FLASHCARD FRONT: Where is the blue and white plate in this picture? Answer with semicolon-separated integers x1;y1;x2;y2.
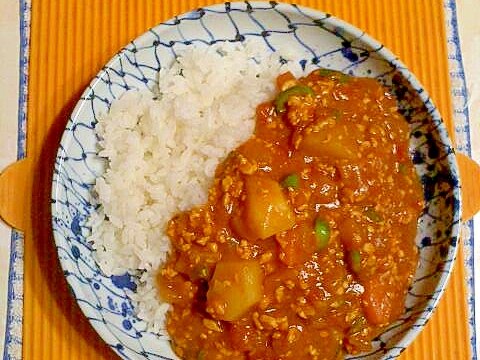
51;2;461;359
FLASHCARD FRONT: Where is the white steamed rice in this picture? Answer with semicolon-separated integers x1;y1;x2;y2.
89;41;304;333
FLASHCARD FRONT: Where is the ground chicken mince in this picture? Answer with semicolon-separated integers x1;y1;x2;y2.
158;69;423;360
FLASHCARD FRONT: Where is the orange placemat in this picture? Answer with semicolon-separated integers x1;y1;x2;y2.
18;0;470;359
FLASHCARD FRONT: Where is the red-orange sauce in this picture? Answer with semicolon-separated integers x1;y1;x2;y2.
158;69;423;360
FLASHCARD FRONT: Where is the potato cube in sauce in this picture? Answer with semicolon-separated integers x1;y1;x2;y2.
244;175;295;240
207;258;263;321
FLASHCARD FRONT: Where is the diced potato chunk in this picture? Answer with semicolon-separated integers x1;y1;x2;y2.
244;175;295;239
207;259;263;321
300;125;357;160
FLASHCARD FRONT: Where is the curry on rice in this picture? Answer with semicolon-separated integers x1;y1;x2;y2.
157;69;424;359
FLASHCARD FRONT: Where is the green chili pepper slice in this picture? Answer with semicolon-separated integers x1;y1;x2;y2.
281;173;300;189
275;85;315;113
349;250;361;273
314;218;330;250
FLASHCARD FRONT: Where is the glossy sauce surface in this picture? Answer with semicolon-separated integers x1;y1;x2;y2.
158;70;423;360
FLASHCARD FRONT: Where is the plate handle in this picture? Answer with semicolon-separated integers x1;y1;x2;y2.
0;159;31;231
457;153;480;221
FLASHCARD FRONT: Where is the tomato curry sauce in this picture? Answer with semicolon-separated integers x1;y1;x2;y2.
157;69;424;360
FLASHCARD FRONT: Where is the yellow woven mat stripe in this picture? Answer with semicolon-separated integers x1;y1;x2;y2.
24;1;469;359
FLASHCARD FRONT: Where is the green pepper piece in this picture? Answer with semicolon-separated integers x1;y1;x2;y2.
364;207;383;223
314;218;330;250
281;173;300;189
349;250;361;273
192;264;210;280
197;350;206;360
317;68;350;84
318;68;337;77
338;73;351;84
349;315;367;334
332;109;343;121
275;85;315;113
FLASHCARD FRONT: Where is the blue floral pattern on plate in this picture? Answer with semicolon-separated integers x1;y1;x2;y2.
51;2;461;359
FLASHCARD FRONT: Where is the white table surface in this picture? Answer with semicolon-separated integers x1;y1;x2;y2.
457;1;480;358
0;1;21;357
